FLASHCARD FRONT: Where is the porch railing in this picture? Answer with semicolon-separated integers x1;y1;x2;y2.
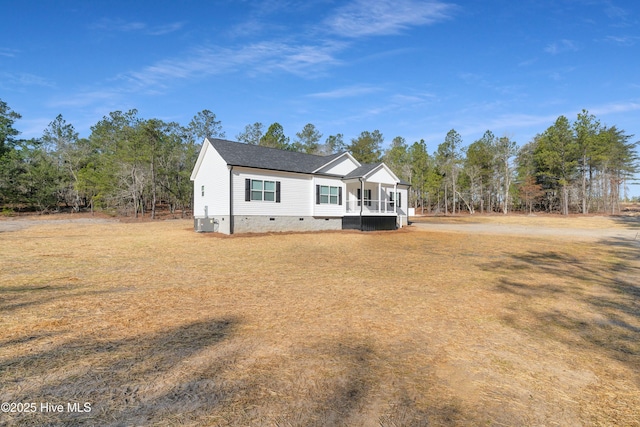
346;199;397;214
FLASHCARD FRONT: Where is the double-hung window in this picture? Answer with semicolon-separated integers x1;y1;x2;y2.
245;179;281;202
320;186;339;204
251;180;275;201
316;185;342;205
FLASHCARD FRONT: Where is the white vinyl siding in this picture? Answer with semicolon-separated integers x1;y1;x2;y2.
315;154;359;175
192;142;230;218
313;177;344;217
396;186;409;216
233;168;312;216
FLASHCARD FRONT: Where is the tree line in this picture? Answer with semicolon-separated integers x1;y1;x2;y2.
1;98;638;217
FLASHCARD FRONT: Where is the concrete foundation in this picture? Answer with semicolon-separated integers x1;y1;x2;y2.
194;215;406;234
232;216;341;234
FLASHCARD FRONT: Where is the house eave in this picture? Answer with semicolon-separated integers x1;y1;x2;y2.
190;138;211;181
229;164;344;179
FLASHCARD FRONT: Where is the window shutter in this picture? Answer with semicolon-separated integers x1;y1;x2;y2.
245;179;251;201
357;188;361;207
398;192;402;208
338;187;342;205
316;185;320;204
276;181;281;203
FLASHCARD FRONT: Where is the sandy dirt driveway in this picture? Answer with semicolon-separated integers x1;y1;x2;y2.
411;217;640;242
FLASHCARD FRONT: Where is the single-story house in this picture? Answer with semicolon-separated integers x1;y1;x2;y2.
190;138;410;234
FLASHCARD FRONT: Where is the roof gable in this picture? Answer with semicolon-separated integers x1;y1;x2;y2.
344;163;402;184
366;163;400;184
190;138;210;181
313;152;360;175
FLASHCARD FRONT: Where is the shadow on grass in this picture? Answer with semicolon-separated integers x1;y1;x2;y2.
610;215;640;230
0;325;471;427
0;284;115;314
271;339;466;427
0;318;239;426
0;318;485;427
311;342;376;425
482;235;640;377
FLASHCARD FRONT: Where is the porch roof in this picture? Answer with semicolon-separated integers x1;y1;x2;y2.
343;163;380;179
343;163;411;186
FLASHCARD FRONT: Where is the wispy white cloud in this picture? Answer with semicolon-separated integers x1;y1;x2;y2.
604;35;640;46
0;47;19;57
89;18;145;32
272;42;343;75
89;18;185;35
446;112;560;144
590;101;640;116
518;57;538;67
72;1;455;108
452;101;640;144
458;72;523;96
0;72;55;90
391;93;434;104
546;66;576;82
325;0;455;38
226;0;305;38
486;113;560;131
147;22;186;36
48;90;123;108
544;39;578;54
604;3;629;20
308;85;380;99
227;18;268;39
119;40;343;90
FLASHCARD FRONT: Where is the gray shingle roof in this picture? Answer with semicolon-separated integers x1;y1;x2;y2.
209;138;343;174
343;163;411;186
343;163;380;179
208;138;410;186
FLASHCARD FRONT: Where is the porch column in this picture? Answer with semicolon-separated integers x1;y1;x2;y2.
359;179;364;216
394;183;397;214
378;183;382;213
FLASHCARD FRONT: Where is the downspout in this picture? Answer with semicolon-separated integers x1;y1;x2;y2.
229;165;234;235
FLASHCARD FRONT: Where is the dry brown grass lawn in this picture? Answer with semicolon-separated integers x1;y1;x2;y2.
1;216;639;426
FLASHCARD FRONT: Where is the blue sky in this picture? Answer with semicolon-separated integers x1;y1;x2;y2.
2;0;639;194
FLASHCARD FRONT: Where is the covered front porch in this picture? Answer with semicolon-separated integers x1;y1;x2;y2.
340;163;407;231
344;180;400;216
